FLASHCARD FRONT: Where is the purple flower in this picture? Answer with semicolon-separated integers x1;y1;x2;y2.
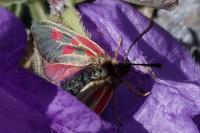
79;0;200;132
0;7;26;71
0;0;200;133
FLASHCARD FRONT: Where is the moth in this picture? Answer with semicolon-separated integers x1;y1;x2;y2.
31;20;161;117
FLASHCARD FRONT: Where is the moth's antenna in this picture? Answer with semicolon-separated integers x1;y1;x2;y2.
128;63;162;68
124;19;154;60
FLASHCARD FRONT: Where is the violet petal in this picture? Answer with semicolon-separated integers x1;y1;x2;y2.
79;0;200;132
0;7;26;71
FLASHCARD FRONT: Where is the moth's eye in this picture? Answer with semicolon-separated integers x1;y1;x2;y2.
99;68;103;73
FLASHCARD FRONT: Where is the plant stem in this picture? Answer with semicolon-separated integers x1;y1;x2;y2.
28;0;47;20
61;0;89;37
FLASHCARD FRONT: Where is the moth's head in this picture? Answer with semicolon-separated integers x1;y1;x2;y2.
98;59;132;80
116;60;132;77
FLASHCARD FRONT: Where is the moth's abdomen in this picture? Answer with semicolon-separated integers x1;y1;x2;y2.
60;66;108;95
60;69;92;95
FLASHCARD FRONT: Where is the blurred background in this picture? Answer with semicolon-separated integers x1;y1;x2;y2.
0;0;200;69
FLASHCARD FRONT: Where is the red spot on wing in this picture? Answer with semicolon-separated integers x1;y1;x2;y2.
77;35;104;55
62;45;76;55
51;29;63;41
71;38;79;45
85;49;95;58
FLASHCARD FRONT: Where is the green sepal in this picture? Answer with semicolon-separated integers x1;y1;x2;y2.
61;8;89;37
27;0;48;20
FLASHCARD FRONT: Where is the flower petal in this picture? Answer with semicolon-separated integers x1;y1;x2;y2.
0;7;26;71
79;0;200;132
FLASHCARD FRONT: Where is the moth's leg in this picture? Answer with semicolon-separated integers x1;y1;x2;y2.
122;79;150;96
122;0;178;10
77;77;110;102
114;36;123;62
112;89;122;127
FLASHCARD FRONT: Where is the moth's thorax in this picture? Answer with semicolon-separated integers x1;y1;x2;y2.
92;57;132;84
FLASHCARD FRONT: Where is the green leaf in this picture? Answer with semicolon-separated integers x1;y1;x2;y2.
4;3;22;17
61;8;89;37
0;0;28;5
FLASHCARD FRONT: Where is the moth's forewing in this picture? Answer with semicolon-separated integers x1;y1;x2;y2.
31;21;104;82
32;46;45;78
31;21;104;65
